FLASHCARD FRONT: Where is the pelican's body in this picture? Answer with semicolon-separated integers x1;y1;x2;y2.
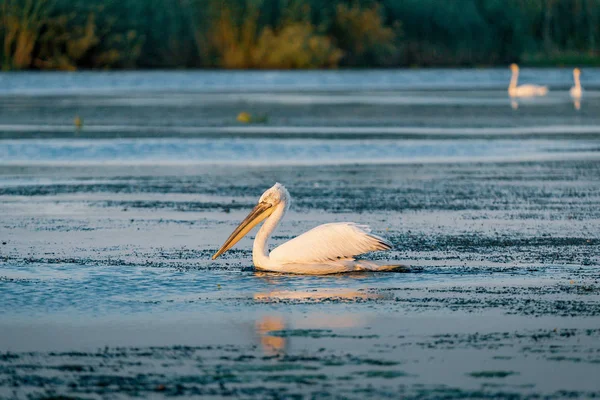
508;64;548;98
212;183;397;274
570;68;583;99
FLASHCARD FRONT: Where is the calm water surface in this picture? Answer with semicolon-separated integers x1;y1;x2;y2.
2;68;600;94
1;70;599;398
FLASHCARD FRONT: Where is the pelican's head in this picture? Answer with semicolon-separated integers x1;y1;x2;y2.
574;68;581;76
510;63;519;72
212;183;289;260
258;182;290;207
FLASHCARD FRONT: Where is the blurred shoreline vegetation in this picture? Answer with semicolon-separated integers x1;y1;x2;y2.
1;0;142;70
1;0;599;70
206;1;344;68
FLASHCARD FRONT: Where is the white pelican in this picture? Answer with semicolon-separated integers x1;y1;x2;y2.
212;183;397;274
508;64;548;97
570;68;583;99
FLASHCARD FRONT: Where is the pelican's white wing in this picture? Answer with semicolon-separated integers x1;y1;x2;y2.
269;222;391;264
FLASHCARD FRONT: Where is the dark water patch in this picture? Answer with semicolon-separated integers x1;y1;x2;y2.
96;200;253;212
355;370;409;378
394;234;600;250
547;146;600;153
268;329;379;339
392;234;600;249
394;296;600;317
427;284;600;296
414;328;600;353
468;370;518;378
53;364;93;372
546;356;583;363
0;183;141;196
230;363;319;373
0;276;34;283
351;358;401;366
262;373;328;384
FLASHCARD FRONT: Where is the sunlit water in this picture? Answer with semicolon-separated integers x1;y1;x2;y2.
1;137;598;165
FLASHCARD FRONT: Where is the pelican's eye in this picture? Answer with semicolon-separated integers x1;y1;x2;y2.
265;194;280;205
259;183;287;205
259;191;278;205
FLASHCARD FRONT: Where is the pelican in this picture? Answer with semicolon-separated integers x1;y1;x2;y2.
212;183;398;274
570;68;583;99
508;64;548;97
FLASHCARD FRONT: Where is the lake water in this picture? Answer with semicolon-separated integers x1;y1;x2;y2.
3;68;600;94
1;69;599;399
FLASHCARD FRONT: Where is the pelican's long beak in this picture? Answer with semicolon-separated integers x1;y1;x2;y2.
212;201;274;260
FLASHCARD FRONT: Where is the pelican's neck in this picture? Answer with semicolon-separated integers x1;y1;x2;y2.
509;68;519;89
253;200;287;267
574;72;581;89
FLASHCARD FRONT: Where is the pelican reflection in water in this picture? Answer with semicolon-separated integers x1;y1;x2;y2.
254;310;365;355
212;183;401;274
255;316;287;355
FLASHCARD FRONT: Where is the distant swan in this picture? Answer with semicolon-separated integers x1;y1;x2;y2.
570;68;583;99
508;64;548;98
